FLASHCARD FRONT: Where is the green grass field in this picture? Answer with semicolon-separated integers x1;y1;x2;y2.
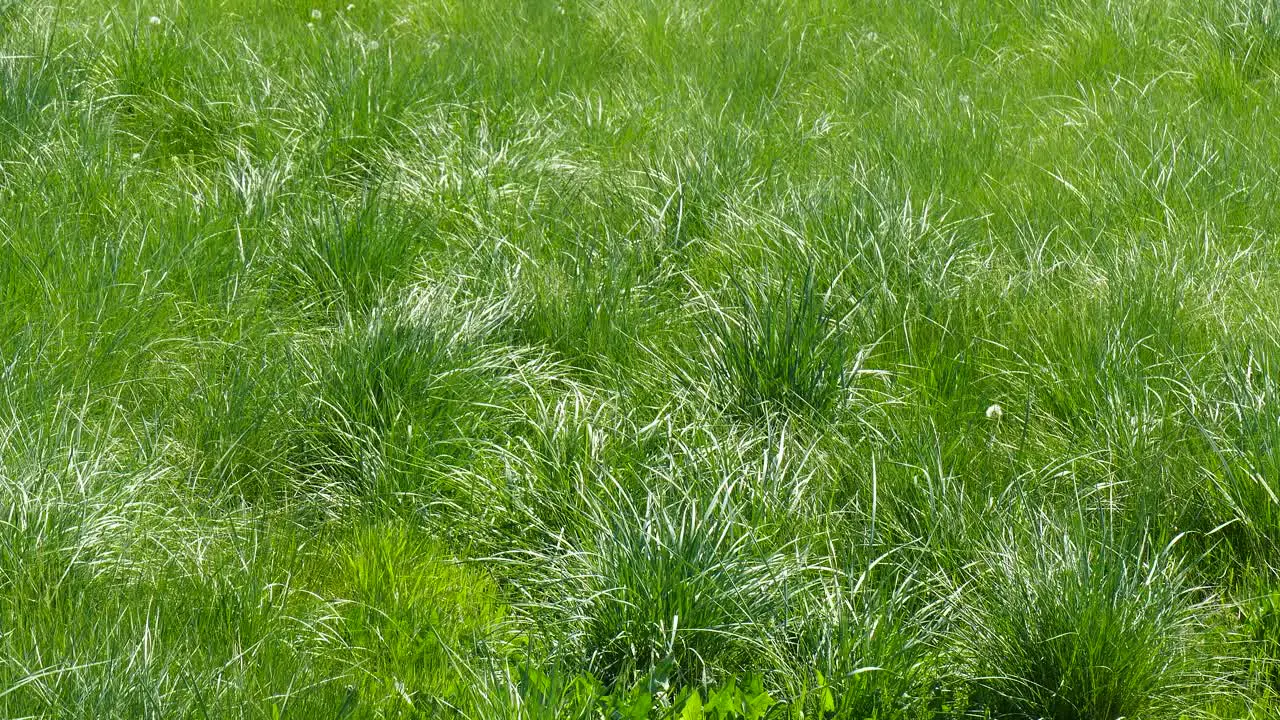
4;0;1280;717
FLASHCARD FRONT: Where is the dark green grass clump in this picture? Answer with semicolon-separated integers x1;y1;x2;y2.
706;270;852;420
955;520;1233;720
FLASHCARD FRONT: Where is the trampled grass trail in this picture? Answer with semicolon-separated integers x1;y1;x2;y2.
3;0;1280;717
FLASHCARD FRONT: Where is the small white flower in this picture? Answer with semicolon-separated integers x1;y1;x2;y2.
311;8;322;20
986;403;1004;420
306;22;314;28
149;15;162;25
367;40;379;50
959;93;971;104
130;152;142;161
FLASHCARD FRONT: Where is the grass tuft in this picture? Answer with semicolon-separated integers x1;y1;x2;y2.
954;518;1234;720
705;269;852;421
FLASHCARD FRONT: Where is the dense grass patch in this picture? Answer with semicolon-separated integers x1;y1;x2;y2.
4;0;1280;717
953;518;1233;719
704;269;853;420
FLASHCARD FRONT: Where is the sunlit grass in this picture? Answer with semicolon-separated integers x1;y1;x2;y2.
3;0;1280;716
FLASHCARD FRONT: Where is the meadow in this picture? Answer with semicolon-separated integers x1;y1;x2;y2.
3;0;1280;717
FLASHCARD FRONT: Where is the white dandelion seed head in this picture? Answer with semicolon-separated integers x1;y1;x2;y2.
130;152;142;161
986;403;1004;420
311;8;322;20
149;15;162;25
367;40;380;50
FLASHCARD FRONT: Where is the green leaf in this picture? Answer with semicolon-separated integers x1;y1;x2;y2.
682;690;705;720
745;689;775;720
705;679;743;717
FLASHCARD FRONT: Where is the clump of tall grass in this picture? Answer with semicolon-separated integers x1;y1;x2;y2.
289;288;521;503
505;483;800;689
176;335;299;500
279;187;429;316
787;550;945;719
511;247;647;372
953;518;1234;720
1201;344;1280;562
704;269;852;420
